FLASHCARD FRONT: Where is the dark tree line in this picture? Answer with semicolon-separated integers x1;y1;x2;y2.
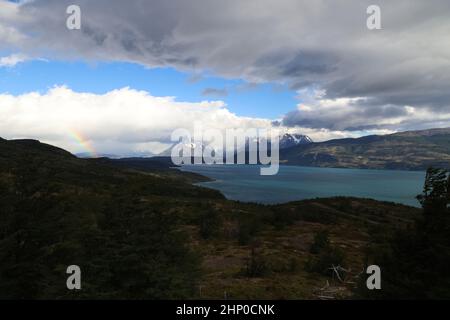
358;167;450;299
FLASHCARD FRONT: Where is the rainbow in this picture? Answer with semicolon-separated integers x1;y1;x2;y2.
69;129;98;158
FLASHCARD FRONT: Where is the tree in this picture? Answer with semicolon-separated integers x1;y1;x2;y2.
198;210;222;239
417;167;449;217
309;230;330;254
357;167;450;299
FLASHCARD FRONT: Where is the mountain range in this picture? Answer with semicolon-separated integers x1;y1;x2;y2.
157;128;450;170
280;128;450;170
158;133;313;157
279;133;313;149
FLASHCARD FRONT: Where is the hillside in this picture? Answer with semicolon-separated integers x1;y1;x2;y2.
0;137;423;299
280;128;450;170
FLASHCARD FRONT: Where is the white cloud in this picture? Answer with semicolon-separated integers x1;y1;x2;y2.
0;86;272;155
0;53;27;67
0;86;382;156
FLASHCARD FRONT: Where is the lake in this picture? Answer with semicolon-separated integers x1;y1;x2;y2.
180;165;426;207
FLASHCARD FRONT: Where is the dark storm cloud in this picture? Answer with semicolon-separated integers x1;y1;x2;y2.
254;50;338;77
280;51;339;78
283;99;419;131
3;0;450;132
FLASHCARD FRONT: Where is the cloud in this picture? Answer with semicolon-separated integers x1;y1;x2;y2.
0;0;28;46
0;86;376;156
0;53;27;67
2;0;450;134
0;86;272;155
201;87;228;97
186;73;203;84
282;89;450;132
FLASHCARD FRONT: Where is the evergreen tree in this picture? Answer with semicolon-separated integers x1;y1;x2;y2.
357;167;450;299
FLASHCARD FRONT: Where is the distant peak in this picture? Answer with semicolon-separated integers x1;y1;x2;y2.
279;133;313;149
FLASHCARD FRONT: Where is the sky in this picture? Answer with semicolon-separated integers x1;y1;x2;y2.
1;0;450;156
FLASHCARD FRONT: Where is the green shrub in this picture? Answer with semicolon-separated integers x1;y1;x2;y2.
310;230;331;254
306;231;346;277
237;216;262;245
305;246;346;276
198;210;222;239
242;248;269;277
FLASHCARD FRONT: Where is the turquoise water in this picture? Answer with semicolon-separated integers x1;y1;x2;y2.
180;165;426;207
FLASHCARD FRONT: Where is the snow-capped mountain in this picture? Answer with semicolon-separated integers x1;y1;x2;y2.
243;133;312;151
279;133;313;149
159;133;313;157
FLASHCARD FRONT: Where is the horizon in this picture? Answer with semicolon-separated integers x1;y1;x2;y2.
3;125;450;159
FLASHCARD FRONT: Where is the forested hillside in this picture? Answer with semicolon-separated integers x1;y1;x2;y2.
0;138;448;299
